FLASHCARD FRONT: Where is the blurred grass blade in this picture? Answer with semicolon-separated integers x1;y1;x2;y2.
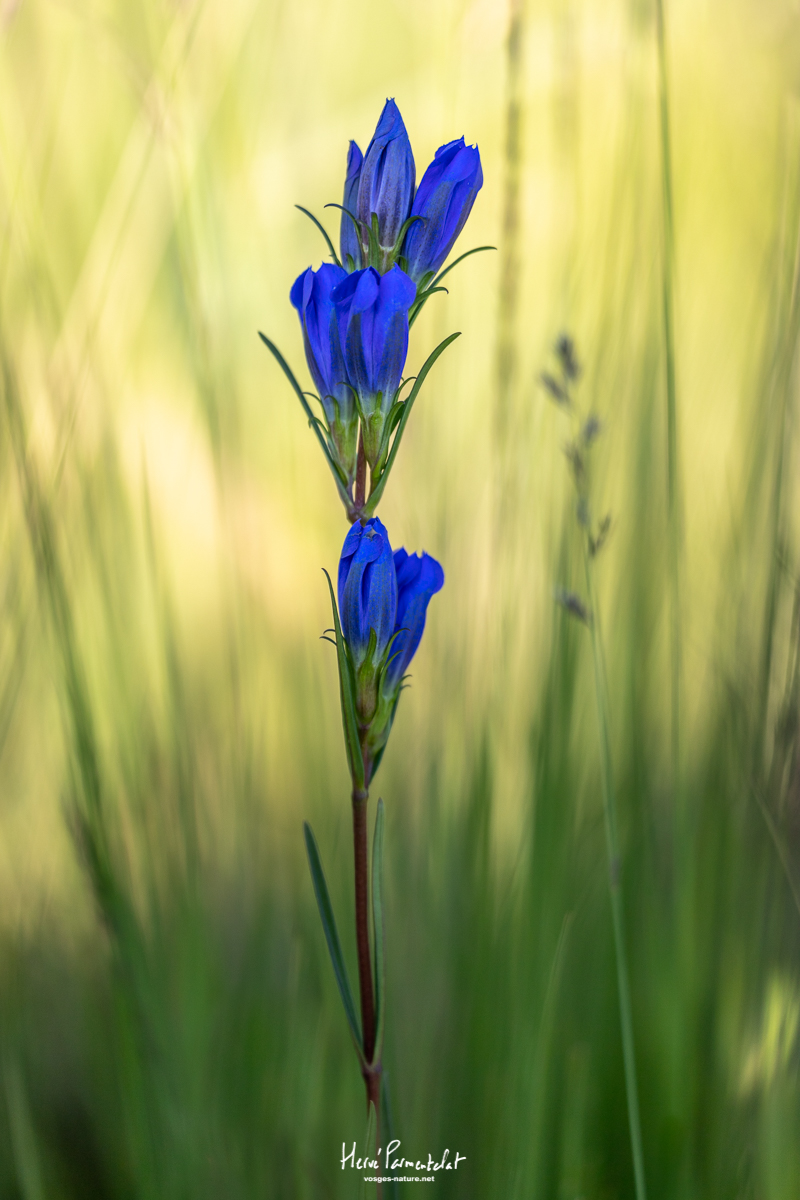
363;332;461;516
258;333;353;509
371;798;385;1067
295;205;342;267
4;1059;45;1200
303;821;364;1065
358;1101;377;1200
323;568;365;790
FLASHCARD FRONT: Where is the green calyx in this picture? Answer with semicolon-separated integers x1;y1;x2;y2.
352;629;404;774
327;400;359;486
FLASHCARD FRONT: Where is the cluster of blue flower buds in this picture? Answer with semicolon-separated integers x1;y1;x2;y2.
338;517;444;776
266;98;483;784
291;99;483;502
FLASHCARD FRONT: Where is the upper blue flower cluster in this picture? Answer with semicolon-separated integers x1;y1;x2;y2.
291;99;483;485
339;99;482;282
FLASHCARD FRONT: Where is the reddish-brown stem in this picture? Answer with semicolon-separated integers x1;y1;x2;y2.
352;774;382;1171
352;786;376;1065
354;431;367;514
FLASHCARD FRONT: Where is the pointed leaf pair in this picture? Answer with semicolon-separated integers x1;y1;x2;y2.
303;821;365;1068
409;245;495;327
295;205;342;268
258;334;354;513
362;332;461;518
322;569;365;791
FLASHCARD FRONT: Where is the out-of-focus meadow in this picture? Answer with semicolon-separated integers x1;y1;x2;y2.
1;0;800;1195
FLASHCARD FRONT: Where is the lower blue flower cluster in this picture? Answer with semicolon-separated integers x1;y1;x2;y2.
337;518;443;773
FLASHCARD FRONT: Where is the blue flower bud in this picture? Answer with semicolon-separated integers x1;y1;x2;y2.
290;263;358;483
402;138;483;286
385;549;445;691
357;99;415;266
341;140;363;271
334;524;444;777
338;518;398;671
332;265;416;467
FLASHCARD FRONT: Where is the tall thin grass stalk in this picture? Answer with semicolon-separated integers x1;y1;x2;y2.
654;0;681;808
495;0;524;454
582;543;648;1200
547;337;649;1200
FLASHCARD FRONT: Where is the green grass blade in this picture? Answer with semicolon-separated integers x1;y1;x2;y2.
322;569;365;790
362;332;461;517
295;205;342;267
303;821;364;1065
371;798;385;1068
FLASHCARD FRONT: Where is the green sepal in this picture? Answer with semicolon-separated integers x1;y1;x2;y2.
294;205;342;268
384;214;424;271
369;213;381;270
365;692;400;780
362;332;461;517
371;395;405;481
356;628;380;724
370;798;386;1069
322;569;365;790
303;821;365;1068
258;334;354;512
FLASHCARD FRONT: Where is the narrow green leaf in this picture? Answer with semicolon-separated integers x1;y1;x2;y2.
408;286;449;329
324;201;362;238
322;569;365;790
295;205;342;268
258;333;353;511
431;244;496;287
362;332;461;517
371;798;386;1068
303;822;365;1066
381;1073;400;1200
359;1102;378;1200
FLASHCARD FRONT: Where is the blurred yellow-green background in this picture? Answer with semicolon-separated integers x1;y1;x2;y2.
2;0;800;1195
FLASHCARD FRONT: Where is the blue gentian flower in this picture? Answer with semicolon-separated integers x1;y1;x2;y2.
338;517;397;671
290;262;358;483
402;137;483;286
341;140;363;271
335;521;444;774
357;99;415;268
385;549;445;690
332;264;417;467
